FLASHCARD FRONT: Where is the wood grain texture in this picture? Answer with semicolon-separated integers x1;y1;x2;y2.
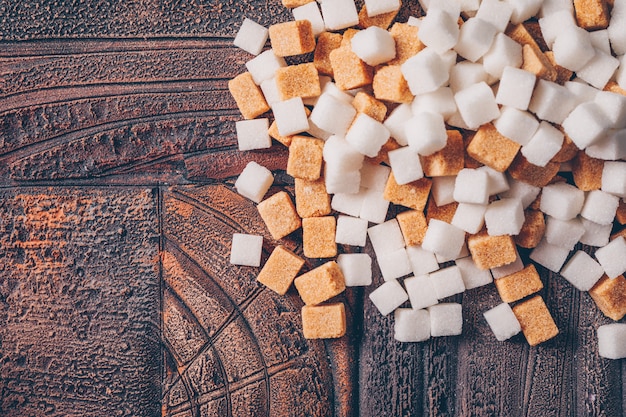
0;1;623;416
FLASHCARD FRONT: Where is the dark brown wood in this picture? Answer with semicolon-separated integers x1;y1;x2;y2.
0;1;624;417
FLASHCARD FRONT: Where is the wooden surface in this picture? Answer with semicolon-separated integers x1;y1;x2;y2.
0;1;624;416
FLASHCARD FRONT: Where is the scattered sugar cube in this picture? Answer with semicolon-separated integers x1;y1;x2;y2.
564;79;599;105
310;93;357;136
295;261;345;305
482;32;523;80
367;219;405;257
431;176;456;206
332;190;365;218
456;256;493;290
589;29;611;54
581;190;619;226
483;303;522;341
528;79;576;124
594;91;626;129
601;161;626;198
515;208;546;249
257;245;304;294
404;274;439;310
321;0;359;31
449;61;489;93
576;48;620;90
383;103;412;146
377;247;412;281
521;121;564;167
323;135;364;172
245;49;287;85
538;9;577;48
234;161;274;203
422;219;466;261
383;174;432;211
230;233;263;267
421;130;465;177
476;0;512;31
236;118;271;151
505;0;542;24
500;178;541;208
295;177;331;218
363;0;400;16
272;97;309;136
406;246;440;276
495;264;543;303
260;77;281;107
360;163;391;191
394;308;431;342
292;2;325;36
429;265;466;300
484;198;525;236
360;188;391;224
411;87;457;121
257;191;301;240
579;218;612;247
388;146;424;185
303;216;337;258
544;216;585;250
275;62;321;101
589;275;626;321
287;136;324;180
229;72;271;119
269;19;316;57
405;112;447;156
494;107;539;146
337;253;372;286
454;168;490;205
468;231;518;270
454;82;501;129
560;251;604;291
301;303;346;339
586;130;626;161
478;166;510;195
418;8;460;54
451;202;487;234
539;182;585;221
351;26;396;66
369;279;409;316
346;113;391;158
234;18;268;56
454;17;498;63
325;164;361;194
496;67;536;111
435;242;469;263
491;249;524;279
401;48;450;96
562;102;611;150
529;239;570;273
597;323;626;359
552;25;595;72
595;237;626;279
512;295;559;346
335;215;368;246
428;303;463;337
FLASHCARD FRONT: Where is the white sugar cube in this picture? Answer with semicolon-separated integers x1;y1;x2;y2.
432;176;456;206
321;0;359;31
273;97;309;136
384;103;412;146
394;308;431;342
310;93;357;136
360;188;390;224
419;8;460;54
260;77;281;107
484;198;524;236
234;18;268;56
579;218;612;247
428;303;463;337
496;67;536;110
435;242;469;263
454;17;498;63
364;0;401;16
351;26;396;66
369;279;409;316
476;0;513;32
404;274;439;310
293;3;325;36
540;0;574;17
321;80;354;103
245;49;286;84
405;112;447;156
521;121;564;167
544;216;585;250
491;249;524;279
454;168;490;205
332;190;365;217
539;182;585;221
451;203;487;234
337;253;372;286
378;247;413;281
560;251;604;291
483;303;521;341
597;323;626;359
538;9;576;48
528;79;577;124
388;146;424;185
236;118;271;151
346;113;390;157
618;56;626;91
576;49;619;90
505;0;542;24
482;33;523;80
411;87;457;121
608;3;626;55
494;107;539;146
478;166;510;195
428;0;461;16
368;219;405;256
581;190;619;225
585;129;626;161
360;163;391;191
529;239;570;273
499;177;541;208
234;161;274;203
230;233;263;267
595;236;626;279
552;25;595;72
589;29;611;55
429;265;465;299
602;161;626;197
307;117;332;140
406;246;440;276
595;91;626;129
456;256;493;289
325;164;361;194
422;219;466;261
323;135;364;172
562;102;611;150
449;61;489;93
335;215;368;246
401;48;450;96
564;79;599;105
454;81;501;129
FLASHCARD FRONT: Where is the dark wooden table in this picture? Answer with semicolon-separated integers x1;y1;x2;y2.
0;1;623;416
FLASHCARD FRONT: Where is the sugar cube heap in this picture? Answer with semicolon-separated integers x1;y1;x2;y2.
227;0;626;357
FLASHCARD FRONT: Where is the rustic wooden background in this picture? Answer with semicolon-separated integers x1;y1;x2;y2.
0;1;623;416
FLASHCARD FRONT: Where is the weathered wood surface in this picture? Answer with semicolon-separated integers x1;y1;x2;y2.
0;1;624;416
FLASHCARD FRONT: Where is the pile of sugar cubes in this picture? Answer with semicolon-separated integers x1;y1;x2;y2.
228;0;626;358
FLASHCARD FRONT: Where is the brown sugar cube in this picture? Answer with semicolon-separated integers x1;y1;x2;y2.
616;200;626;225
228;72;270;120
383;173;432;211
329;46;374;91
294;261;346;305
522;44;557;82
426;198;458;224
571;151;603;191
352;92;387;122
589;275;626;321
495;264;544;303
372;65;414;103
295;177;331;218
367;137;401;165
287;136;324;181
314;32;343;76
258;191;302;240
508;153;560;187
506;22;542;51
282;0;314;7
522;21;550;52
257;245;305;295
268;120;294;147
358;5;398;29
462;131;483;169
302;303;346;339
421;130;465;177
513;295;559;346
574;0;610;30
388;23;425;65
551;132;579;163
302;216;337;258
397;210;428;247
515;209;545;249
604;81;626;96
544;51;574;85
275;63;321;101
466;123;520;172
467;231;517;270
269;20;316;57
